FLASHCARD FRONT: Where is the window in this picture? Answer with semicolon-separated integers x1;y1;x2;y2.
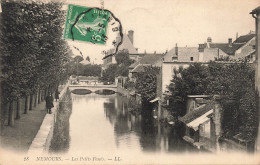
190;57;193;61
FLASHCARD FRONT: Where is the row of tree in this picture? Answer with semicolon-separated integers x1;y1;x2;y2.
0;1;72;128
71;56;102;77
167;61;258;143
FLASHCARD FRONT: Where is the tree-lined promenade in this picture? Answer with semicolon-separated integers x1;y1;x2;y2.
0;1;72;128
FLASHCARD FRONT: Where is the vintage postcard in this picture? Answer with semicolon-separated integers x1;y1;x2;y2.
0;0;260;164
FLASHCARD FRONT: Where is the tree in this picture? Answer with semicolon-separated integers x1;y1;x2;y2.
167;63;209;116
100;64;118;82
115;49;134;66
167;61;258;147
74;55;84;63
1;1;72;126
134;66;160;104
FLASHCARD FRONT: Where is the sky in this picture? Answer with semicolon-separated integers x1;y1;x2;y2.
1;0;259;64
65;0;259;64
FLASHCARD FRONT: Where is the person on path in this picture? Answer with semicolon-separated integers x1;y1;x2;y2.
55;89;60;101
45;92;54;114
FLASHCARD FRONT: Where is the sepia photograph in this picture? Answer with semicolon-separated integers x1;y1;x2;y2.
0;0;260;164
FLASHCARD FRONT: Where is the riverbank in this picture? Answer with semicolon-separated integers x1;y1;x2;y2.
0;84;68;153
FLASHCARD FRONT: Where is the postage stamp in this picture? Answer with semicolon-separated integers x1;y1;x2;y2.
64;4;110;44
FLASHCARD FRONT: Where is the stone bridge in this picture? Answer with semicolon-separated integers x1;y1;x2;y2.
69;84;117;93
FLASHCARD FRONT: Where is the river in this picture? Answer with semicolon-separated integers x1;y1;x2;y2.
49;92;199;156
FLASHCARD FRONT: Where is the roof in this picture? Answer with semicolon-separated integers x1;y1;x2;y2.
79;60;91;65
195;98;208;104
138;53;164;65
130;64;151;73
233;34;255;44
179;100;215;124
118;33;138;54
209;43;244;55
163;47;199;62
129;61;139;69
129;54;146;57
250;6;260;14
78;76;99;81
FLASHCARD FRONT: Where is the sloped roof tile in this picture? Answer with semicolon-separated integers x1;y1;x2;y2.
233;34;255;44
118;33;138;54
209;43;243;55
179;100;215;124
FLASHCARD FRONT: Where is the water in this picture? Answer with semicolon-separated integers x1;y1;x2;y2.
50;92;199;155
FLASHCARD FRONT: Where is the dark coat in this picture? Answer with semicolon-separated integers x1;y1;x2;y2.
45;95;54;109
55;90;60;99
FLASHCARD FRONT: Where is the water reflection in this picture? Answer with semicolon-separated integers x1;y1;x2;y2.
50;93;198;154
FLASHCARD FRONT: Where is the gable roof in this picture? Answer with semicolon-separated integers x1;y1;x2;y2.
233;34;255;44
118;33;138;54
179;100;215;124
164;47;199;62
209;43;243;55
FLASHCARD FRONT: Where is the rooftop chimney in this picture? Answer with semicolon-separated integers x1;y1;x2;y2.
154;51;156;54
236;32;238;39
228;38;232;47
175;43;178;56
198;44;205;52
207;37;212;43
127;30;134;45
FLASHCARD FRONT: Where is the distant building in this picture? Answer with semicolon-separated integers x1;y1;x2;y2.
199;32;256;61
129;53;165;81
102;30;138;70
79;59;91;65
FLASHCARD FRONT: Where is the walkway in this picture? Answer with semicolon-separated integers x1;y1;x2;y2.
0;84;66;153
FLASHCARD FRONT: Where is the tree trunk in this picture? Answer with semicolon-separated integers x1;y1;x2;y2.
0;102;9;133
38;89;41;104
34;92;38;107
16;98;21;119
8;100;15;126
24;95;29;114
29;94;33;110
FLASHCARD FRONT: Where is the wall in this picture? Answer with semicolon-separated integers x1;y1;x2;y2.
161;62;190;94
28;82;69;154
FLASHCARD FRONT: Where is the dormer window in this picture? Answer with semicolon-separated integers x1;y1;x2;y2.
172;56;177;61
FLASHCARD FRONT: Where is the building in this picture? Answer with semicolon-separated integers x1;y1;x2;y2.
179;95;222;152
129;53;165;81
199;33;256;61
102;30;138;70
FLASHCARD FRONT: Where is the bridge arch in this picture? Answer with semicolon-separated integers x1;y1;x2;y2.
69;85;117;93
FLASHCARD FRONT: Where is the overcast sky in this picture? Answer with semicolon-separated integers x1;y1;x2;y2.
2;0;259;64
66;0;259;64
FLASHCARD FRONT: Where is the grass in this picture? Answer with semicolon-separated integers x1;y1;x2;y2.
0;101;47;153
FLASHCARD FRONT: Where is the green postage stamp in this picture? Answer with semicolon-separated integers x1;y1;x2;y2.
64;4;110;44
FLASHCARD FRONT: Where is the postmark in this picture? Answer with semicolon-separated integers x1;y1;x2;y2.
64;4;109;45
64;4;123;58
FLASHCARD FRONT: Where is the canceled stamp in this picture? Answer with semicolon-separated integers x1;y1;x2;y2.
64;4;109;44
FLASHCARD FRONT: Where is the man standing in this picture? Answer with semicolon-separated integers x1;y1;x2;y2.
45;92;54;114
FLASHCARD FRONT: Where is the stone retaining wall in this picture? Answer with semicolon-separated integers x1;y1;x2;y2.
27;82;69;154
